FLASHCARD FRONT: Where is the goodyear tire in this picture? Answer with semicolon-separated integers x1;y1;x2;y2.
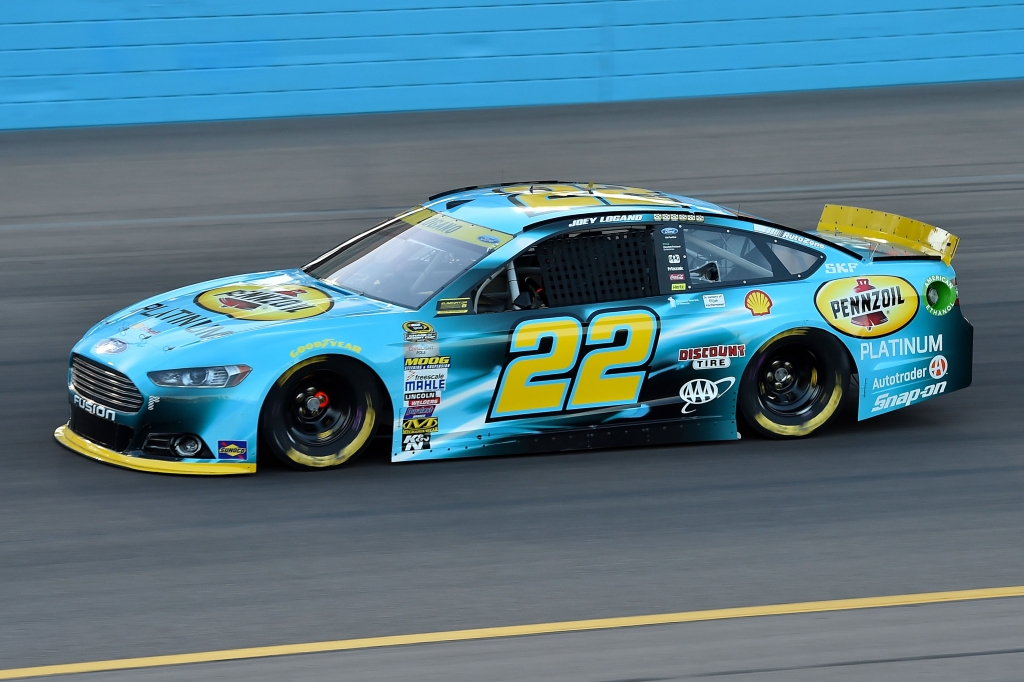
739;329;850;439
261;356;380;470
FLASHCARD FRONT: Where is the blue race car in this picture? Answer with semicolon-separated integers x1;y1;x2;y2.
56;183;972;474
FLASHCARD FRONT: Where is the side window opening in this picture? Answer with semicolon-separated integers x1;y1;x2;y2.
471;225;657;313
682;226;821;288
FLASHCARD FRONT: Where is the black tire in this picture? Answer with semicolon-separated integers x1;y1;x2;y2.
739;328;850;439
261;356;381;470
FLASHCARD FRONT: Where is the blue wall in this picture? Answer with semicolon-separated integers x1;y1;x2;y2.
2;1;1024;130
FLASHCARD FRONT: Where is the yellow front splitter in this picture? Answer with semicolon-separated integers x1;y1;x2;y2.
54;424;256;475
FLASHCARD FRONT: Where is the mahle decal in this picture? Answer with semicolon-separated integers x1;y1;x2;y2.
195;284;333;321
815;276;918;338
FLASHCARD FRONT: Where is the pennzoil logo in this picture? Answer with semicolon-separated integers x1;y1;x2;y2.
402;417;439;434
815;276;918;338
196;284;333;321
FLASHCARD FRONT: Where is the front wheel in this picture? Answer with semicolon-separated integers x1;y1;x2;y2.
739;329;850;439
261;356;380;470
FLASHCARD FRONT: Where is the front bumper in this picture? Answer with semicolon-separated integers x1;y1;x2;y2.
55;423;255;475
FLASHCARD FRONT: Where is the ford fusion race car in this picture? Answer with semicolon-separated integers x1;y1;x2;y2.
56;183;972;475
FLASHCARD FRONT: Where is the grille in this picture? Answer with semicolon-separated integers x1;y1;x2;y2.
538;228;658;307
71;354;144;412
69;406;135;452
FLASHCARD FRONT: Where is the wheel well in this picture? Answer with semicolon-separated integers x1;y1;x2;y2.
259;354;394;442
739;326;859;428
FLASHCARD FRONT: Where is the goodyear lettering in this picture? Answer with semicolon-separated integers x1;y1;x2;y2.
290;338;362;358
871;381;946;412
859;334;942;360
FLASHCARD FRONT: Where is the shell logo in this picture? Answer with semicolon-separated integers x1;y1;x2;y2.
195;284;334;321
814;275;918;338
744;290;773;316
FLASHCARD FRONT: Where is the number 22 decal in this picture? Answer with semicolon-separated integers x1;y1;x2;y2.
489;309;659;420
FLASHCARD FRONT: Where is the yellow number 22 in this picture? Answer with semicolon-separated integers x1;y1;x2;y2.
490;309;658;419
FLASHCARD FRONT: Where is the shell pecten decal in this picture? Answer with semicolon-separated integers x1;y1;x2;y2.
195;283;334;321
814;275;918;338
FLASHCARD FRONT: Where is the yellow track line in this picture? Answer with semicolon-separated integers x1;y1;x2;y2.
3;585;1024;680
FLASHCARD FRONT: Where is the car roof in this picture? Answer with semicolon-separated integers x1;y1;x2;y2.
420;182;738;234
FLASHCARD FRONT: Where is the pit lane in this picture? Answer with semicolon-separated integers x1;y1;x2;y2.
1;80;1022;679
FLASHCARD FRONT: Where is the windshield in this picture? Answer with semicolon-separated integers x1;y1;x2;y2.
305;208;514;309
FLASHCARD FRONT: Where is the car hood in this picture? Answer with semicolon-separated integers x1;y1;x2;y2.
79;269;398;356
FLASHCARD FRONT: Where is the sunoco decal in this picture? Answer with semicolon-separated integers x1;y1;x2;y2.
814;276;918;338
195;284;334;321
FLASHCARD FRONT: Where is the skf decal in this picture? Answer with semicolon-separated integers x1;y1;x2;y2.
815;276;918;338
402;417;439;434
217;441;248;460
403;320;437;342
290;338;362;358
404;356;451;369
195;284;334;322
744;290;772;316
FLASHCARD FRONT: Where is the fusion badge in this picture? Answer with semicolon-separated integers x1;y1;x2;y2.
196;284;334;321
815;276;918;338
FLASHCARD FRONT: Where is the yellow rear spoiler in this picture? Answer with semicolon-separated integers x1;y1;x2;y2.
816;204;959;265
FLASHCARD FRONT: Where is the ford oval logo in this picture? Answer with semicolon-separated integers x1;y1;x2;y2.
661;227;679;235
477;235;500;244
93;338;128;354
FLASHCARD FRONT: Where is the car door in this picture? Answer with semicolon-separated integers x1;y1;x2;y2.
411;218;696;457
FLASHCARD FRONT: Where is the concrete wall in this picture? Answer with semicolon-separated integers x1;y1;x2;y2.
2;1;1023;130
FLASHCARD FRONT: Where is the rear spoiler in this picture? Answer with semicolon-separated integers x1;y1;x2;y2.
816;204;959;265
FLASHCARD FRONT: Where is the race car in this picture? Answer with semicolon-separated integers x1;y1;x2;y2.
55;183;972;475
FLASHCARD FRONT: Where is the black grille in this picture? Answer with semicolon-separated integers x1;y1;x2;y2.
71;354;144;412
69;406;135;452
538;228;658;307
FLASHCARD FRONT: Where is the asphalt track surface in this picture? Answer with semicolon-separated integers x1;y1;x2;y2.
1;80;1023;680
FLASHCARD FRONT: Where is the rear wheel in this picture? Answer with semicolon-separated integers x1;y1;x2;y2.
261;356;380;470
739;329;850;438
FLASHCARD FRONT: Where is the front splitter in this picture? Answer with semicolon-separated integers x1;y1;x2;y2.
54;424;256;475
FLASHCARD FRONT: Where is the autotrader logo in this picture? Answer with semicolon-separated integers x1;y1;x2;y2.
679;377;735;414
929;355;948;379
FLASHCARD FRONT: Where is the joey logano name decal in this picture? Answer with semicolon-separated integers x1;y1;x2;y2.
195;284;334;321
814;276;918;338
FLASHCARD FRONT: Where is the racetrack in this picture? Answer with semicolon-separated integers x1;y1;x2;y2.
1;80;1023;680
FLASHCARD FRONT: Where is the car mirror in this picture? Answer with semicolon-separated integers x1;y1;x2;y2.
691;261;720;283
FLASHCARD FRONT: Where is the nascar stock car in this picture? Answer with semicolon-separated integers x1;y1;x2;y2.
56;183;972;475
